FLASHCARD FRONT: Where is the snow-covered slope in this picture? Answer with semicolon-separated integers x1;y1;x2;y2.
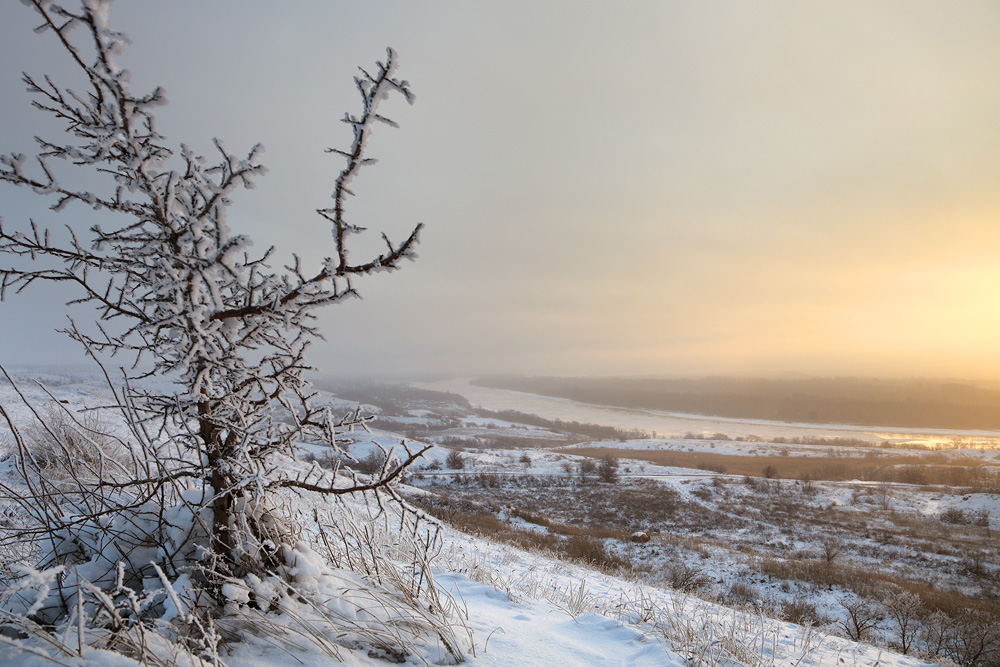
0;369;943;666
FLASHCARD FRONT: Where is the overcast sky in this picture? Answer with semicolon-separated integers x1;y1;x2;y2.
2;1;1000;380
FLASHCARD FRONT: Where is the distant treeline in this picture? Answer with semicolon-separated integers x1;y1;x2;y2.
474;376;1000;431
314;378;471;416
474;408;648;441
683;431;999;451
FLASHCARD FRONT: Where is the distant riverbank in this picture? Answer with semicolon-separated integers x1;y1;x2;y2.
421;378;1000;448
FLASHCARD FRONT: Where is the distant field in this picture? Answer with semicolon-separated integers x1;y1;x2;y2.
565;446;1000;486
477;375;1000;431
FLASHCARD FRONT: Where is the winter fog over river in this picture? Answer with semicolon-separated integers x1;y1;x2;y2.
421;378;1000;448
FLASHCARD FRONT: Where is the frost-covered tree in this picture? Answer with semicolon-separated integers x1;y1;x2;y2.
880;588;922;655
0;0;427;603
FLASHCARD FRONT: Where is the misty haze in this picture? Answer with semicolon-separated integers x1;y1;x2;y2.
1;2;998;666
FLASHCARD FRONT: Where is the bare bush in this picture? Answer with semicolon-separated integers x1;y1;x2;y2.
667;564;711;593
962;550;990;579
821;539;843;566
838;597;884;642
781;597;825;626
875;481;893;511
880;588;922;655
355;449;390;476
317;450;347;472
800;475;816;495
945;611;1000;667
920;609;956;660
941;507;971;525
597;454;620;484
445;449;465;470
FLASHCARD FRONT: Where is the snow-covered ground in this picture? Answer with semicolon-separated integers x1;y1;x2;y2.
434;531;936;667
0;368;987;666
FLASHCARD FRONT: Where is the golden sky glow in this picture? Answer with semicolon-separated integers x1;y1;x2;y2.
2;1;1000;379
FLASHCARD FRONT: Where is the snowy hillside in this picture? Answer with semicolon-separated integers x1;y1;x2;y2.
0;369;965;666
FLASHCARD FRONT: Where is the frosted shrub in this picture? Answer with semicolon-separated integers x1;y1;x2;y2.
838;597;885;642
355;448;391;476
0;0;455;663
597;454;619;484
446;449;466;470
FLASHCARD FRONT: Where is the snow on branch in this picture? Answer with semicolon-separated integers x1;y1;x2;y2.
0;0;429;603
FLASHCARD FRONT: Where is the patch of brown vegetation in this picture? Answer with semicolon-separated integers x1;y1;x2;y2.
751;555;1000;620
407;492;627;571
564;447;1000;487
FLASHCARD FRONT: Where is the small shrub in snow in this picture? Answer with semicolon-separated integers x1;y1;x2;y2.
838;597;885;642
597;454;619;484
355;449;391;476
940;507;970;525
880;588;922;655
666;563;711;593
944;611;1000;667
781;597;825;627
722;580;758;607
821;539;844;566
446;449;465;470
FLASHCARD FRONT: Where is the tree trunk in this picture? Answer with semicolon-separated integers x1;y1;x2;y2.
200;401;238;578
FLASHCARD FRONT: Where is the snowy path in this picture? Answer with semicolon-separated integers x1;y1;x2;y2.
435;533;937;667
440;574;682;666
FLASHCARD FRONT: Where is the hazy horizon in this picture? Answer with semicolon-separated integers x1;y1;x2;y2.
3;2;1000;381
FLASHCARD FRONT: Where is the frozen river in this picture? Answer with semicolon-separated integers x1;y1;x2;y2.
419;378;1000;447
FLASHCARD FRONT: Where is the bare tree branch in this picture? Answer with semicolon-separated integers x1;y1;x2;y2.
0;0;427;613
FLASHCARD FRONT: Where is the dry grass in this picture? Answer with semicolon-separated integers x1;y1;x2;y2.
407;493;627;572
751;555;1000;619
412;460;1000;661
565;447;1000;487
20;403;132;483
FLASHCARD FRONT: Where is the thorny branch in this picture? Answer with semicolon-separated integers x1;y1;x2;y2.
0;0;428;591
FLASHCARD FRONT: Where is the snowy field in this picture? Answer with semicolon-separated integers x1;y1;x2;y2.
0;368;993;666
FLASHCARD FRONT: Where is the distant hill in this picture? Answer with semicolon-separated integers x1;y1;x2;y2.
473;375;1000;431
